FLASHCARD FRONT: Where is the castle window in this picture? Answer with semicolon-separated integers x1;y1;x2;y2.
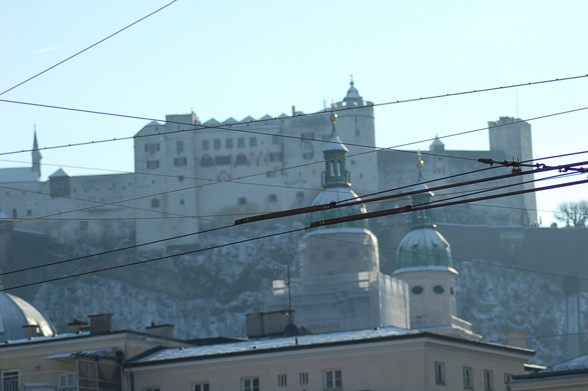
213;139;221;150
238;197;247;206
435;362;445;385
411;286;424;295
201;155;214;167
147;143;160;153
249;137;257;147
147;160;160;169
355;129;360;136
269;152;282;162
174;157;187;167
272;135;280;145
296;191;304;202
215;156;231;165
266;171;275;178
202;140;210;150
236;154;247;166
303;152;313;160
301;132;314;143
268;194;277;202
226;138;233;148
27;209;32;216
176;140;184;153
151;198;160;208
178;175;184;182
12;209;17;219
237;137;245;148
180;199;185;205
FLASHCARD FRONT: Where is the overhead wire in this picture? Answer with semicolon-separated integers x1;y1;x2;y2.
2;171;587;291
1;74;587;157
0;0;177;96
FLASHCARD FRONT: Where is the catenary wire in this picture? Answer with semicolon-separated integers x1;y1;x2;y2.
0;1;177;96
2;175;587;290
1;75;587;157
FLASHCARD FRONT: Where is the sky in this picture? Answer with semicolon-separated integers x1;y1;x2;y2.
1;0;587;227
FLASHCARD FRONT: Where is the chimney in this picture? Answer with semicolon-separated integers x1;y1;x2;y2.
146;323;175;339
23;324;39;338
506;331;526;349
89;313;113;335
246;310;295;338
68;318;89;333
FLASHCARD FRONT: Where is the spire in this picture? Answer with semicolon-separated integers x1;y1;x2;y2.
343;75;363;105
321;107;350;188
32;127;42;178
410;152;435;228
429;135;445;152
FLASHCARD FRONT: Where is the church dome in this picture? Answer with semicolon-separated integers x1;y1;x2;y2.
304;187;370;233
395;228;454;270
0;292;56;341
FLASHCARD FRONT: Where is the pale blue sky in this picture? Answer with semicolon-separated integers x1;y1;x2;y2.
1;0;587;226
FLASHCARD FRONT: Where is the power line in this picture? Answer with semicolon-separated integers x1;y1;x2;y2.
2;76;588;157
0;1;177;97
3;174;588;290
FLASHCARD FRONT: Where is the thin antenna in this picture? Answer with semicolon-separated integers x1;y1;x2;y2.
516;89;519;118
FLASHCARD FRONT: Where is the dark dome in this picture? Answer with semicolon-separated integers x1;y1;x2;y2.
395;228;454;270
0;292;56;341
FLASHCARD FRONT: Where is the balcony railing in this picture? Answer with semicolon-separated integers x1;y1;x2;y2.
18;371;77;391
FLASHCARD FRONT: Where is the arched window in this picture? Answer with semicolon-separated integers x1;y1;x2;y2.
151;198;160;208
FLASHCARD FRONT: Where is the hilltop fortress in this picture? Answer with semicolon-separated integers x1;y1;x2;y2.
0;81;536;253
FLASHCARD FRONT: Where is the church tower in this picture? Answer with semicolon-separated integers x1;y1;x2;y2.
393;153;480;340
267;112;409;334
31;129;42;179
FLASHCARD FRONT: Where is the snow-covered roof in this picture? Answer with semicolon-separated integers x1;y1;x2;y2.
223;117;237;124
49;168;71;178
541;353;588;372
203;118;220;126
260;114;272;120
0;167;39;183
321;132;349;153
131;326;415;364
278;113;288;118
45;348;113;360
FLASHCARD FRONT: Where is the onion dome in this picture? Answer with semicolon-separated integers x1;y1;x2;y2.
0;292;56;341
304;112;370;232
343;76;363;106
394;152;454;270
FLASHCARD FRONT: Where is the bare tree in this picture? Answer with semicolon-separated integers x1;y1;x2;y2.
555;200;588;227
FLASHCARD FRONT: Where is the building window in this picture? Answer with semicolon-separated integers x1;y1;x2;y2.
215;156;231;165
411;285;424;295
237;137;245;148
269;152;282;162
268;194;277;202
303;152;313;160
266;171;275;178
147;143;160;153
174;157;187;167
434;285;445;294
355;129;360;136
226;138;233;148
463;367;473;389
12;209;17;219
296;191;305;203
151;198;160;208
272;135;280;145
177;140;184;153
178;175;184;182
435;362;445;385
242;377;259;391
238;197;247;206
2;370;19;391
249;137;257;147
484;370;493;391
299;372;308;385
201;155;214;167
213;139;221;150
324;370;342;390
27;209;32;216
504;374;513;391
236;154;248;165
180;199;185;205
202;140;210;150
147;160;160;169
301;132;314;142
278;374;287;387
193;383;209;391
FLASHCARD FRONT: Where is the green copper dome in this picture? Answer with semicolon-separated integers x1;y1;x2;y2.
395;228;454;270
304;187;370;232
